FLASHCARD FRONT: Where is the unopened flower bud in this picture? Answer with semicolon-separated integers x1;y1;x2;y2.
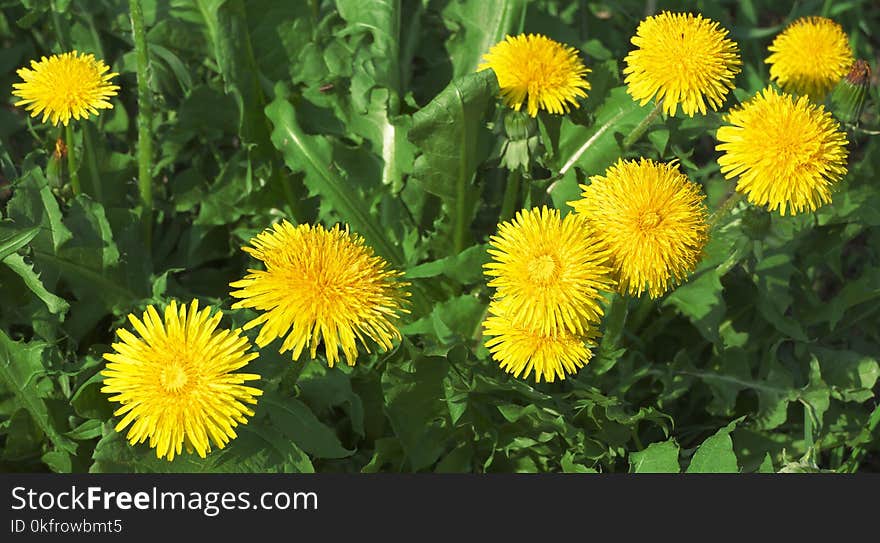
831;60;871;125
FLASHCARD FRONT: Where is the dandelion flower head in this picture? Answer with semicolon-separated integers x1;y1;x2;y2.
766;16;853;100
479;33;591;117
230;221;409;367
716;86;849;215
623;11;741;116
483;301;599;383
570;158;709;298
483;206;614;336
12;50;119;126
101;300;262;461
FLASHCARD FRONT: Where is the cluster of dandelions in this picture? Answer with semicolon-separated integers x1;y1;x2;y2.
482;161;709;383
10;41;413;459
11;8;860;461
478;12;856;379
100;222;410;461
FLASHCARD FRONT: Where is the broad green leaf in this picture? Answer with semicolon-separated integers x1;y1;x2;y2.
549;86;653;209
629;439;681;473
266;87;403;265
90;419;314;473
664;268;726;344
0;225;39;261
263;392;354;459
382;355;450;470
442;0;528;77
195;0;273;159
6;169;72;253
405;243;490;284
0;330;75;454
336;0;415;191
408;69;498;253
758;453;775;473
2;253;69;315
686;418;743;473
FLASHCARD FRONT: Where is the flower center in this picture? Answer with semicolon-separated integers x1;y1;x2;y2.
528;254;559;285
637;211;663;231
160;364;189;393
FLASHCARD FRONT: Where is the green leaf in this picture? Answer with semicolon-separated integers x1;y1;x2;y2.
0;330;75;454
442;0;528;77
686;418;743;473
664;268;726;344
0;225;40;262
195;0;273;158
266;86;403;265
336;0;414;192
382;355;450;470
6;169;72;253
629;439;681;473
549;87;653;209
758;453;775;473
263;392;354;459
90;420;314;473
64;419;103;441
2;254;69;315
408;69;498;253
405;243;490;284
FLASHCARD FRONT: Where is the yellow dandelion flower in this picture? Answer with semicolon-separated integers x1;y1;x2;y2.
623;11;741;116
101;300;262;462
484;206;614;336
483;301;599;383
716;87;849;215
479;33;591;117
766;16;853;101
230;221;409;367
12;50;119;127
569;158;709;298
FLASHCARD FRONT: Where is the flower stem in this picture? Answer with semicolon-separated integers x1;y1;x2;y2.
131;0;153;247
82;125;103;202
64;124;81;196
499;169;521;223
804;402;815;464
708;190;744;230
595;293;629;373
622;101;663;150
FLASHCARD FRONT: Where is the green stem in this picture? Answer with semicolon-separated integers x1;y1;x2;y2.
708;191;744;230
81;125;103;202
595;293;629;373
453;175;469;255
843;402;880;473
803;402;814;463
279;361;307;391
499;169;521;223
628;295;655;333
131;0;153;247
64;124;81;196
622;101;663;150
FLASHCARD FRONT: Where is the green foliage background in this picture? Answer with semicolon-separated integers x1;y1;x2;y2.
1;0;879;473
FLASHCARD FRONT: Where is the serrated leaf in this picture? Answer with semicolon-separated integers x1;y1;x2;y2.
2;253;69;315
266;87;403;265
408;69;498;253
0;330;75;454
382;355;450;470
263;392;354;459
0;225;39;261
550;86;654;209
686;417;743;473
629;439;681;473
